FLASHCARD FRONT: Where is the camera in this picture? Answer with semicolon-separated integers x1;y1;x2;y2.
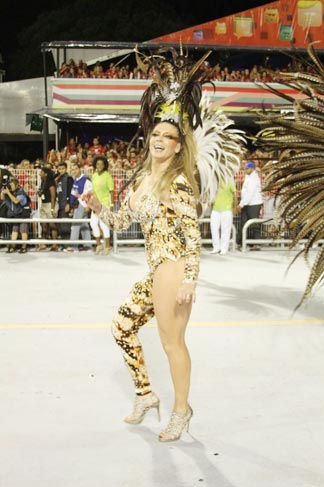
1;183;10;191
0;175;10;190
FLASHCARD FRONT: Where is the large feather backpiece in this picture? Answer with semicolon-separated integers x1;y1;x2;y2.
195;95;247;216
254;42;324;309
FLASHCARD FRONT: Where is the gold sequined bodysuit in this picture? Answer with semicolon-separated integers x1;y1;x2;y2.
99;174;201;282
98;174;201;395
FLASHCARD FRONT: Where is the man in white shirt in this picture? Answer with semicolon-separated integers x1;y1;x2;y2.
237;161;263;248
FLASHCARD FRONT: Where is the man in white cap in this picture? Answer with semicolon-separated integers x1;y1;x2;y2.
237;161;263;249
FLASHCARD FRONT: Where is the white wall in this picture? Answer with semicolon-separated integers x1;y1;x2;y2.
0;77;55;134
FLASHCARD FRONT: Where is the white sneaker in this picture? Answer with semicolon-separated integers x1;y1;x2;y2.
63;247;75;253
210;249;220;254
220;250;228;255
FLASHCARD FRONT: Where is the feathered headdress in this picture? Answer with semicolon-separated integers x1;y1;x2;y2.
254;42;324;309
131;45;246;214
134;43;212;137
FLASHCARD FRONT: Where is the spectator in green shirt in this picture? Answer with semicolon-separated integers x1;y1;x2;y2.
90;155;114;254
210;178;237;255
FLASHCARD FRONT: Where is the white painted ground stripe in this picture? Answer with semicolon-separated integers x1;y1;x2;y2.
0;319;323;329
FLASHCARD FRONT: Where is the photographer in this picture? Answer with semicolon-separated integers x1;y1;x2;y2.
0;166;12;194
0;177;31;253
0;166;13;241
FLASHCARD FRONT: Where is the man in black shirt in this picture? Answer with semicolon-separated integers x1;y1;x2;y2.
55;162;73;249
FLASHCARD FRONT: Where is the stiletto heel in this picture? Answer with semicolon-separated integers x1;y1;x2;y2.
159;405;193;442
124;391;160;425
155;403;161;421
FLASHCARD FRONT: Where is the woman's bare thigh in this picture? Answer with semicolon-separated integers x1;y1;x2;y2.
152;258;192;341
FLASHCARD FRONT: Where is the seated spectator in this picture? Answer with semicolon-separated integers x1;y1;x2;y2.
128;149;138;169
240;68;250;82
47;149;61;168
67;137;77;156
90;61;104;78
16;159;31;191
106;149;118;169
66;59;77;77
83;150;94;168
89;136;104;155
76;146;88;166
76;59;89;78
105;62;119;78
249;65;260;81
76;63;90;78
58;62;69;77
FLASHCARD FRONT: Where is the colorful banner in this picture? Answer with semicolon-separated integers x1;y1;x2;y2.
151;0;324;50
51;78;303;113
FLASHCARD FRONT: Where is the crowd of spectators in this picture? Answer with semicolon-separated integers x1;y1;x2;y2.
57;56;312;83
44;136;142;176
1;132;277;254
4;137;273;201
3;135;142;210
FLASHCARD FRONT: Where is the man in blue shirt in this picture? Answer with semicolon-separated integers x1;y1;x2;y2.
64;162;93;252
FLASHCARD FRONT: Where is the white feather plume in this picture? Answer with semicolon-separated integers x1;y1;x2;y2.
194;95;247;216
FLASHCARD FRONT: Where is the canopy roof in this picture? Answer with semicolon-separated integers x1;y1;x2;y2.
152;0;324;51
42;40;213;72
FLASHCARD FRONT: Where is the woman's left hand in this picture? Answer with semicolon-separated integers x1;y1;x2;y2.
176;283;196;305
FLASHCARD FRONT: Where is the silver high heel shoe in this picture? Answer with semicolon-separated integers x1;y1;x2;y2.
124;391;160;424
159;405;193;442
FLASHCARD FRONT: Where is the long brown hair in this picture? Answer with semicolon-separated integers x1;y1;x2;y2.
134;121;199;199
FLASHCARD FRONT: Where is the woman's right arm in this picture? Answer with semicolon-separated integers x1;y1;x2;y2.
82;191;132;231
98;200;132;231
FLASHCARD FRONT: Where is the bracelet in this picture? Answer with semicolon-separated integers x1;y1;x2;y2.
182;278;196;285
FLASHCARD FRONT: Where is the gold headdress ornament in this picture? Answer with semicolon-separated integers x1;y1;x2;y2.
254;41;324;309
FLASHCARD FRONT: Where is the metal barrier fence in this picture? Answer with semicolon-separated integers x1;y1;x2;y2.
4;216;321;253
0;217;237;252
0;215;240;253
2;168;294;253
112;218;237;252
241;218;324;251
1;168;242;251
2;216;321;253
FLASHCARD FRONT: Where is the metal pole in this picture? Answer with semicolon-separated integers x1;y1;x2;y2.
42;48;49;160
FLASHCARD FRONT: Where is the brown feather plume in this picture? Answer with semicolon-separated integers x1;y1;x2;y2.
254;43;324;310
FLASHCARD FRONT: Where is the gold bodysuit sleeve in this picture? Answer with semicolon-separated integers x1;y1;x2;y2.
170;175;201;283
98;199;133;232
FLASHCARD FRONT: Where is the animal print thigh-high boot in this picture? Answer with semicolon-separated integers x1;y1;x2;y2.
111;274;160;423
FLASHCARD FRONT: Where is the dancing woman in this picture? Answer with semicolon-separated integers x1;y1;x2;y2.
83;47;244;442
